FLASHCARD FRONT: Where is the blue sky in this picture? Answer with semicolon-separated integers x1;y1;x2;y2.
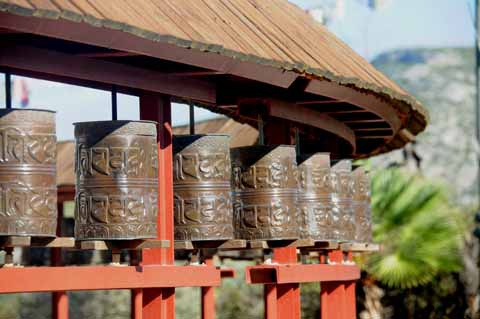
0;0;475;140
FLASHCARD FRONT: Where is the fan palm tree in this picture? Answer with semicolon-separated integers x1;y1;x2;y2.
360;168;464;318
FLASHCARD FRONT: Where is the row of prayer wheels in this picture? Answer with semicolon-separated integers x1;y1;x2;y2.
173;134;372;243
0;109;372;244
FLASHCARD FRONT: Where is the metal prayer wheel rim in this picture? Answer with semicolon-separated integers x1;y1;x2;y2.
73;120;157;126
0;108;56;113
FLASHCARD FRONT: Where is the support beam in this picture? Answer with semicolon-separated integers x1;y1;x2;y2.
140;93;175;319
0;265;221;293
77;51;140;58
238;98;356;152
0;12;297;89
306;79;401;133
0;45;216;103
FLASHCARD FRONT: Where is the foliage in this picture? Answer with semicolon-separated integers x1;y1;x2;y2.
364;168;464;289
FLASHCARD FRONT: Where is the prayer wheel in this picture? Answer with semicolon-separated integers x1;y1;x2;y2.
231;145;299;240
297;153;334;240
0;109;57;237
74;121;158;240
352;167;373;243
173;134;234;241
330;160;355;241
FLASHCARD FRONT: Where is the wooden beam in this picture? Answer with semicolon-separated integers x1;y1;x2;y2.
0;12;297;89
296;99;343;105
239;98;356;152
306;79;401;133
343;119;385;124
324;109;370;115
77;51;140;58
167;71;224;77
0;27;22;34
0;265;221;293
0;44;216;103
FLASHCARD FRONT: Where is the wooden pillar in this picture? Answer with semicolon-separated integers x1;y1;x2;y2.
262;113;300;319
139;93;175;319
320;250;352;319
271;248;301;319
201;258;215;319
52;202;68;319
264;284;278;319
131;289;143;319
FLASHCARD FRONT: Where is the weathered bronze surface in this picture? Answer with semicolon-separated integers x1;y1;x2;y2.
352;167;372;243
331;160;355;241
231;145;299;240
74;121;158;240
0;109;57;237
173;134;233;241
297;153;335;240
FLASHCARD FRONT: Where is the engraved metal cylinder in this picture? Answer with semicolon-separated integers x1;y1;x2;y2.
0;109;57;237
331;160;355;241
173;134;233;241
297;153;335;240
352;167;372;243
231;145;299;240
74;121;158;240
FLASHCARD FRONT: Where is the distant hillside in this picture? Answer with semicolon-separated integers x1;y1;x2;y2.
372;48;476;204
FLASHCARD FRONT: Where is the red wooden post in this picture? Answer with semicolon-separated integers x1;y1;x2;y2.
320;250;351;319
139;93;175;319
271;248;301;319
264;284;278;319
201;258;215;319
131;289;143;319
52;202;68;319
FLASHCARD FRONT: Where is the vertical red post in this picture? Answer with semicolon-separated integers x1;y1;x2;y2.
271;248;300;319
52;202;68;319
264;284;278;319
131;289;143;319
262;113;299;319
139;93;175;319
201;258;215;319
320;250;350;319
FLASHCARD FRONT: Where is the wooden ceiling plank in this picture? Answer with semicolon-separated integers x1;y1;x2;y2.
0;44;216;103
296;100;342;105
238;98;356;152
306;79;401;132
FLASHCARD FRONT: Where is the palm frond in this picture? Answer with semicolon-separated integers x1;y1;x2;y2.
364;168;464;288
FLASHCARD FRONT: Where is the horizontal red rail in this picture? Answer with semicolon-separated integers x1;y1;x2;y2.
246;264;360;284
0;265;221;293
220;267;236;279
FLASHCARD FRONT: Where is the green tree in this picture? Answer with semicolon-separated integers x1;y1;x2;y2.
359;168;464;318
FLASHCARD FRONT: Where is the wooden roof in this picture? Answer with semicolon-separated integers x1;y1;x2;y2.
0;0;428;158
173;117;258;147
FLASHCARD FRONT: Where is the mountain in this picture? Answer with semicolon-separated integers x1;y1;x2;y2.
372;48;477;204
